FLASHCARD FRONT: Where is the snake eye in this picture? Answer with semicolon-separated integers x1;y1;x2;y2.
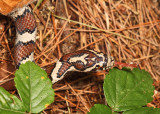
96;65;100;68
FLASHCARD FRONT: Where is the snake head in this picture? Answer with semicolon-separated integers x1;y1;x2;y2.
93;54;115;71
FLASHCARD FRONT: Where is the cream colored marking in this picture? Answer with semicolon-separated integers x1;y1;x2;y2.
69;54;89;65
51;61;73;84
107;56;114;68
10;6;31;20
97;54;106;67
89;50;99;54
90;57;96;61
51;65;74;84
20;52;34;64
15;28;37;44
51;59;87;84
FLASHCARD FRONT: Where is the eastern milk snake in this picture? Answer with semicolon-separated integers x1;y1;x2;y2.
5;5;135;84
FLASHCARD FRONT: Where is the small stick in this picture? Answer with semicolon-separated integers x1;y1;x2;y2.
115;61;137;68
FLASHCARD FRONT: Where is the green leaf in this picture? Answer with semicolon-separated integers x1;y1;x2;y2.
103;68;154;111
0;87;25;114
88;104;112;114
123;107;160;114
14;61;54;113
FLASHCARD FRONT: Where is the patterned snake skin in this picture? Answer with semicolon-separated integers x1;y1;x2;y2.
9;6;115;84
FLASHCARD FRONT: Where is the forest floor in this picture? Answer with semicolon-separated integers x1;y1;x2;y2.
0;0;160;113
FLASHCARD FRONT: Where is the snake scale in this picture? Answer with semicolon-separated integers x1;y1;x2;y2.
6;5;115;84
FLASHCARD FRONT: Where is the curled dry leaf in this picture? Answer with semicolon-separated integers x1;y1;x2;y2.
0;0;36;15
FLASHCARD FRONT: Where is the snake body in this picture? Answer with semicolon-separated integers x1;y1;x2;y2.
10;6;36;68
8;6;115;84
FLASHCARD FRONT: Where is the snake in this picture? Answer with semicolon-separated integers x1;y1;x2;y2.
7;6;115;84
